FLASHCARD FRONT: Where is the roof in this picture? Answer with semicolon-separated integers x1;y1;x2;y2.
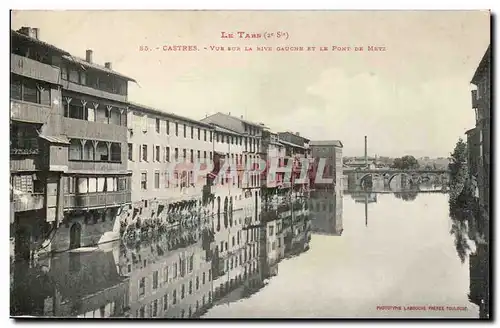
213;125;243;136
310;140;343;148
279;139;306;149
465;127;478;135
11;30;70;55
128;102;214;129
471;45;491;84
278;131;311;143
62;54;136;82
38;134;70;144
201;112;268;133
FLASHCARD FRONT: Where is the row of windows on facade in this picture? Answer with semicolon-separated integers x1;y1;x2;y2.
61;63;128;96
213;262;260;298
63;97;127;126
136;117;261;149
10;123;39;150
65;176;129;194
11;174;44;193
215;228;260;255
69;139;122;162
76;302;116;318
129;143;260;166
11;75;51;106
12;44;128;96
139;169;261;191
135;290;212;319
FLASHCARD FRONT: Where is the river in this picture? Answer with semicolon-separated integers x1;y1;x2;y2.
10;185;484;319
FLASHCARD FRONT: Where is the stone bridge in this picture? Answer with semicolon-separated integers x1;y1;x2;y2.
344;169;450;188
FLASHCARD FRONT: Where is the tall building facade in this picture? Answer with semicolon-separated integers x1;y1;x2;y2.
309;140;343;190
470;45;491;221
10;27;135;261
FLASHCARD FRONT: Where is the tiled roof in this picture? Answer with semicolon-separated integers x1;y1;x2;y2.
11;30;70;55
62;54;136;82
471;45;491;84
310;140;343;148
38;134;70;144
128;102;214;129
279;139;306;149
213;125;243;136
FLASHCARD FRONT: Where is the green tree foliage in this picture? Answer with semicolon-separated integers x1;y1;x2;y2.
391;155;419;170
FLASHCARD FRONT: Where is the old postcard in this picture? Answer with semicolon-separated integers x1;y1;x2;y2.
9;10;491;319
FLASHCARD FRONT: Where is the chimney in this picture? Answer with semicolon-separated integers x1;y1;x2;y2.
86;49;93;63
104;62;112;70
18;27;39;39
240;115;244;119
228;112;231;116
364;136;368;167
295;132;300;136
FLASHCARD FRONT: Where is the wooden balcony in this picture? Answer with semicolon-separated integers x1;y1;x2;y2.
10;100;53;124
62;80;127;103
11;54;61;85
64;191;132;210
12;192;44;212
63;117;127;142
68;160;127;174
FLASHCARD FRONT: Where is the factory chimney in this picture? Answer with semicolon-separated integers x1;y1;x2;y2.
364;136;368;168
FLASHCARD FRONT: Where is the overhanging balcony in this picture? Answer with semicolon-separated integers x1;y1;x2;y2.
62;80;127;103
10;100;52;124
11;53;61;85
12;192;44;212
63;117;127;142
64;191;131;210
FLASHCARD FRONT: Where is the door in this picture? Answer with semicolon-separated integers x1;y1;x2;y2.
69;223;81;249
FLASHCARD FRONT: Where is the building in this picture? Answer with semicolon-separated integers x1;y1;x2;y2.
11;242;129;317
260;130;286;190
310;140;343;190
126;102;215;204
470;45;491;221
465;127;480;197
309;190;343;236
10;27;135;261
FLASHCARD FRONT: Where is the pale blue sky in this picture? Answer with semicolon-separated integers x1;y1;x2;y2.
11;10;490;157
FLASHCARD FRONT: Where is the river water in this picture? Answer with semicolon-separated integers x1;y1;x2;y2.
10;184;483;319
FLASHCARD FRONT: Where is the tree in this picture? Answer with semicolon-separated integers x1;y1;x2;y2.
391;155;419;170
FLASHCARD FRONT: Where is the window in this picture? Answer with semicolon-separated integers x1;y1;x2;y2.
151;300;158;317
181;284;185;299
204;151;207;159
165;171;170;188
163;266;169;283
189;255;194;272
173;263;178;278
141;173;147;190
174;148;179;160
139;305;145;318
216;133;219;142
208;269;211;281
154;171;160;189
210;131;213;142
155;145;160;162
202;272;206;284
197;150;201;160
183;149;186;160
163;294;168;311
165;147;170;162
191;126;194;139
189;280;193;294
190;149;194;163
153;271;159;289
183;124;187;138
172;290;177;304
204;130;207;141
128;143;133;161
139;277;146;297
155;118;160;133
175;122;178;136
197;128;200;140
196;276;200;290
141;145;148;161
110;143;121;162
166;120;170;134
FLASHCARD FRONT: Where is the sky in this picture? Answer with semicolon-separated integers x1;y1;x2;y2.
11;10;490;157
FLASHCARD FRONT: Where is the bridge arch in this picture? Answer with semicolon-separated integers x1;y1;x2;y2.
387;172;412;186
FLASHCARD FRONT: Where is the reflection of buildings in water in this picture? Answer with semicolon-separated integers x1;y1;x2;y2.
309;190;343;236
119;217;214;319
469;243;489;319
346;191;377;227
11;242;129;318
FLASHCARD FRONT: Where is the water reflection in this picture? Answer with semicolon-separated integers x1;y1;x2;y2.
11;183;486;319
